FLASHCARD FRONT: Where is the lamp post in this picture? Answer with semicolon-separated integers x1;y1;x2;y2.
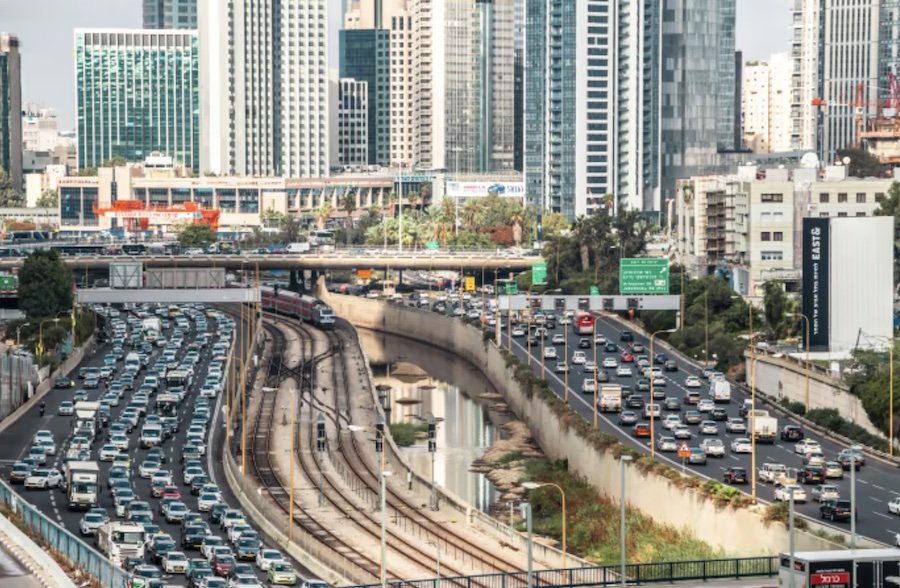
563;324;569;403
593;317;599;428
704;290;709;365
15;322;30;347
316;412;326;508
427;540;441;586
520;502;533;588
620;455;633;587
851;444;861;549
37;318;60;357
750;355;761;503
522;482;566;571
649;328;676;460
891;341;895;457
788;313;811;412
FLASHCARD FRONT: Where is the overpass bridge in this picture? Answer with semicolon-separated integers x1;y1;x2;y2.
0;251;541;272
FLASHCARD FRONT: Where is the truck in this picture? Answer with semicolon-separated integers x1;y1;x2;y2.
709;377;732;403
65;461;100;509
286;242;311;254
96;522;146;567
598;384;623;412
141;317;161;343
750;409;778;444
779;548;900;588
73;401;101;439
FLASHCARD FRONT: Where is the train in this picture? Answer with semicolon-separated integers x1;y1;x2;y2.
573;311;596;336
260;285;336;330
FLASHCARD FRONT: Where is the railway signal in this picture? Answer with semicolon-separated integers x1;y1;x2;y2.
428;414;438;511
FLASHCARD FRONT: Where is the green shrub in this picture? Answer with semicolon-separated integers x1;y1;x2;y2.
805;408;888;452
389;423;426;447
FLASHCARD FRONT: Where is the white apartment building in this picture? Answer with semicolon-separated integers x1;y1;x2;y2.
198;0;334;177
675;164;887;301
791;0;821;151
742;54;793;153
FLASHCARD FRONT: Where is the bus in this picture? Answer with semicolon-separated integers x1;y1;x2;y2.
166;370;191;389
573;311;596;336
122;244;147;255
308;230;335;247
154;394;179;418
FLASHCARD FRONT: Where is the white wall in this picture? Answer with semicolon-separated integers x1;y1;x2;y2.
829;217;893;352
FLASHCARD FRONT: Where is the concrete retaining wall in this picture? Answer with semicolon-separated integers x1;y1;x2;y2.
0;513;75;588
322;292;854;556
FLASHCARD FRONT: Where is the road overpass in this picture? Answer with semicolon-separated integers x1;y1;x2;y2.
0;251;541;272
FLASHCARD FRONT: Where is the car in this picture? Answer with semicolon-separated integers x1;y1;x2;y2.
149;535;177;564
710;408;729;421
55;377;75;389
683;410;702;426
620;331;634;342
643;403;660;419
672;425;692;440
583;361;596;373
794;439;822;455
99;444;120;462
571;351;586;365
212;555;236;577
58;401;75;416
700;438;725;457
235;537;260;560
635;378;650;392
722;467;747;484
804;451;826;467
619;351;635;363
617;411;638;426
823;461;844;480
632;423;651;438
551;334;565;345
543;347;557;360
228;524;254;544
811;485;840;502
699;421;719;435
780;425;805;442
80;512;106;535
554;362;569;374
198;493;221;512
837;449;865;470
775;485;807;504
697;399;715;413
83;378;100;389
889;497;900;515
605;342;618;353
730;438;752;453
581;379;596;394
651;376;666;389
256;549;284;572
511;326;525;338
664;360;677;372
798;465;825;484
725;418;746;434
616;366;633;378
687;448;707;465
577;338;591;349
653;353;668;365
657;436;677;452
819;499;853;521
165;502;189;524
661;414;681;431
602;357;618;369
684;391;701;405
24;468;62;489
267;561;298;585
163;551;190;574
684;376;701;388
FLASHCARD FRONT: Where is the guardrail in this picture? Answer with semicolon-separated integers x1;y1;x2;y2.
346;556;778;588
0;480;128;588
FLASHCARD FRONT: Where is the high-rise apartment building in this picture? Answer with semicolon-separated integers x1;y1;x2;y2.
0;34;22;189
75;30;199;172
338;79;369;166
199;0;334;177
742;54;793;153
143;0;197;29
525;0;736;218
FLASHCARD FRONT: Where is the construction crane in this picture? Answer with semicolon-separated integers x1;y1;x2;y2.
92;200;220;233
812;76;900;148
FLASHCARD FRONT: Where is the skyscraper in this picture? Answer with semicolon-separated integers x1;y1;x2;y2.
742;54;793;153
75;30;199;172
0;34;22;189
525;0;736;218
338;78;369;166
143;0;198;29
199;0;334;177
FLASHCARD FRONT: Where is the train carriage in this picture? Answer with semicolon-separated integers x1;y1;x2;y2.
260;286;336;330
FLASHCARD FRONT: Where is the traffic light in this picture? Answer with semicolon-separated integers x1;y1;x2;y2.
427;416;436;453
627;297;640;310
603;298;614;311
316;417;326;452
375;419;384;453
274;283;280;298
577;297;589;310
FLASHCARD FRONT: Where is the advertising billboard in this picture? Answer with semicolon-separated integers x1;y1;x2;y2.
801;218;830;350
445;181;525;199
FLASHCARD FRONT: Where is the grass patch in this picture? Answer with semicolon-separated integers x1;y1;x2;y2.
389;422;427;447
495;451;524;465
521;458;724;564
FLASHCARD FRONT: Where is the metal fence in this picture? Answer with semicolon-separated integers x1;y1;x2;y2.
0;480;129;588
347;556;778;588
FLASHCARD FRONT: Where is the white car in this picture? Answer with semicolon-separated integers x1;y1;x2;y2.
552;334;565;345
555;363;569;374
255;549;284;571
228;524;253;545
602;357;618;369
24;468;62;489
699;421;719;435
657;436;677;452
685;376;702;388
571;351;586;365
198;492;221;512
794;439;822;455
616;366;633;377
543;347;558;360
594;335;607;345
184;467;206;485
889;497;900;515
730;438;752;453
581;379;596;393
774;484;807;504
697;399;715;413
511;326;526;338
583;361;596;373
110;434;130;452
812;485;841;503
725;418;746;434
99;444;120;462
80;512;106;535
700;438;725;457
662;414;681;430
162;551;189;574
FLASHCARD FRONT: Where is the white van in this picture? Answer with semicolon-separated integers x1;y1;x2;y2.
124;353;141;373
286;242;311;254
140;425;163;449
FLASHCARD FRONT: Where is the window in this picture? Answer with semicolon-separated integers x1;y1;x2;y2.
838;193;848;203
773;232;783;241
837;212;848;217
856;193;866;203
819;192;830;203
760;232;771;241
856;212;867;217
819;212;829;218
760;212;772;221
760;193;783;203
761;251;784;261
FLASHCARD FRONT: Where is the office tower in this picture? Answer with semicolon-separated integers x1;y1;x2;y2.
513;0;524;172
525;0;736;218
75;30;199;172
143;0;198;29
338;79;369;166
199;0;333;177
0;34;22;189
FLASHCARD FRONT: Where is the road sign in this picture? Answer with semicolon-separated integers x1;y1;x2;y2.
677;444;691;459
620;258;670;294
590;285;600;295
531;262;547;286
356;269;372;280
501;280;518;295
426;241;439;250
464;276;476;292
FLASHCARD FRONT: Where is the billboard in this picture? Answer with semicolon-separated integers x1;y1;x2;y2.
445;181;525;199
619;258;670;294
801;218;830;350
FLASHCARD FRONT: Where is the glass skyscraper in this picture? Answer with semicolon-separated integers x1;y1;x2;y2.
340;28;391;166
0;34;22;189
75;30;199;172
143;0;197;29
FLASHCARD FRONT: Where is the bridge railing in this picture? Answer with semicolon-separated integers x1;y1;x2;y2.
346;556;778;588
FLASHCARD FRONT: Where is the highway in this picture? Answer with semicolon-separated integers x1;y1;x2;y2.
496;311;900;546
0;304;311;586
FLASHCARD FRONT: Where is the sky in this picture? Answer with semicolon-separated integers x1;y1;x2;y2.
0;0;792;132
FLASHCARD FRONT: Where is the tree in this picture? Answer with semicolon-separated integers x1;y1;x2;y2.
762;280;789;339
315;203;333;230
836;148;887;178
875;181;900;287
177;223;217;249
0;169;23;207
36;189;58;208
100;156;128;168
18;249;73;319
541;212;570;239
340;193;357;245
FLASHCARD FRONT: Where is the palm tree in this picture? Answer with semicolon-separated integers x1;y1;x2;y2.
509;209;526;246
462;199;479;230
314;203;333;231
407;191;421;214
340;192;357;245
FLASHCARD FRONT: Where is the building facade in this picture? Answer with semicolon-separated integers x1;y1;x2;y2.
338;79;370;167
75;29;199;172
742;54;793;153
199;0;334;177
143;0;197;29
0;34;22;189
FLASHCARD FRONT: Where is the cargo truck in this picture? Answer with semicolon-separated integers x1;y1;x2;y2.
66;461;100;509
141;317;161;343
73;401;100;439
96;522;145;566
598;384;623;412
779;548;900;588
709;376;732;403
750;409;778;444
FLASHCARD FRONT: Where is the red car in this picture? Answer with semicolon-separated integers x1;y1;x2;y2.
620;351;635;363
632;423;651;438
162;486;181;500
212;554;235;577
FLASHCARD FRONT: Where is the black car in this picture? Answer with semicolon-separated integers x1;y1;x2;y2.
182;527;207;550
710;408;729;421
54;377;75;389
578;338;592;349
605;342;618;353
625;395;645;410
654;353;668;365
209;503;228;525
819;499;854;522
722;467;747;485
780;425;804;442
798;465;824;484
620;330;634;342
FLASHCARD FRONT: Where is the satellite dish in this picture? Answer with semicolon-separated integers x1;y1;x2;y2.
799;152;820;168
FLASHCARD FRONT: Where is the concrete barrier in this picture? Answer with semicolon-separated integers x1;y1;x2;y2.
0;507;76;588
321;292;861;556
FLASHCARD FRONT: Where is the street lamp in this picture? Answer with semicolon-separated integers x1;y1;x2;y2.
787;312;811;413
649;328;676;460
850;444;861;549
15;322;30;347
37;317;60;357
704;290;709;365
620;455;633;587
520;502;534;588
522;482;567;571
749;355;761;503
593;317;599;428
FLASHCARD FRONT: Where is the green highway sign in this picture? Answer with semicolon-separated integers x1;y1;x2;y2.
532;262;547;286
620;258;670;294
502;280;519;295
590;285;600;295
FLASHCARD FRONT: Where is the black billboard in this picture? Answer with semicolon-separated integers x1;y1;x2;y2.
802;218;830;350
